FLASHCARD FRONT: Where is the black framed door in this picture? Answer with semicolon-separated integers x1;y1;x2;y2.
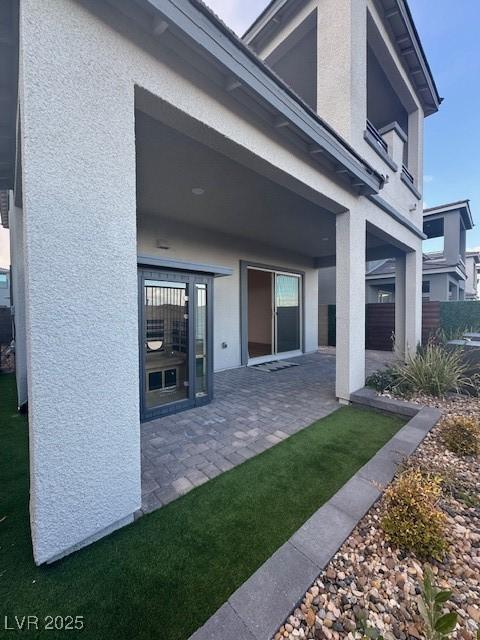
138;268;213;422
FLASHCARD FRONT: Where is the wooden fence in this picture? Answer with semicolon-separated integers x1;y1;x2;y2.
365;301;441;351
0;307;12;344
323;301;444;351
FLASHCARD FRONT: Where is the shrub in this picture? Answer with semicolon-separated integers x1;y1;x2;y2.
393;342;469;397
440;415;480;457
440;300;480;336
381;469;447;560
365;367;399;393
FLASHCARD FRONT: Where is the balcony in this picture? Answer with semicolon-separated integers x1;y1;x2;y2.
364;120;397;171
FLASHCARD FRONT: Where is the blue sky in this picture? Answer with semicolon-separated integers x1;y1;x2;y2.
205;0;480;251
0;1;478;267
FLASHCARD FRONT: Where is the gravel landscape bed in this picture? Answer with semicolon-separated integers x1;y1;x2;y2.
275;394;480;640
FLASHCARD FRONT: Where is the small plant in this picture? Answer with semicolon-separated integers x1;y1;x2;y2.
355;609;384;640
365;367;399;393
418;566;458;640
393;342;469;397
440;415;480;457
381;469;447;560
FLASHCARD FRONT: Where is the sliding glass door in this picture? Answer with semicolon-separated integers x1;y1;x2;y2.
275;273;301;353
139;268;213;421
246;266;302;361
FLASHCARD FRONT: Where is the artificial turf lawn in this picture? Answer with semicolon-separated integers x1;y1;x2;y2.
0;373;406;640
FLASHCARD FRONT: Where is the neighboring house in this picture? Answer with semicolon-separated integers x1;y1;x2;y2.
465;250;480;300
366;200;475;302
0;0;440;563
0;267;10;307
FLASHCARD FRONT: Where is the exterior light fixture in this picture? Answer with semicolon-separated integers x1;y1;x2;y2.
192;187;205;195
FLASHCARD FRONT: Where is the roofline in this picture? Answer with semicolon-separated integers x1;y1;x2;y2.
466;251;480;263
242;0;292;42
242;0;441;116
398;0;442;108
423;200;474;230
133;0;384;195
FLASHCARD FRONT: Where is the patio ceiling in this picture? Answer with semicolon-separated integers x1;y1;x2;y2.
136;111;337;258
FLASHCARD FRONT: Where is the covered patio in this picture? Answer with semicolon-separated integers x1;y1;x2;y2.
140;349;394;513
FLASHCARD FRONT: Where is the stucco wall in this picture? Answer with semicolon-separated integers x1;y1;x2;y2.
137;214;319;370
465;256;479;298
20;0;141;564
318;265;336;305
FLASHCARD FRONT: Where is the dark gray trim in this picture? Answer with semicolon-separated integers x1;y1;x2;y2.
139;0;384;194
379;121;407;143
400;171;422;200
137;254;232;277
363;129;398;172
367;194;427;240
138;266;214;422
240;260;305;366
381;0;442;115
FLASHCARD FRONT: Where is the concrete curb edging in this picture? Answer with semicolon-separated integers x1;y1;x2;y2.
189;390;441;640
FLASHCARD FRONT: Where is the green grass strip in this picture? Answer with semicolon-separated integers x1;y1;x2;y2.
0;373;405;640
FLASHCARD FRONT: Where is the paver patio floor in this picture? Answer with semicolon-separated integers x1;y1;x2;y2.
140;348;393;513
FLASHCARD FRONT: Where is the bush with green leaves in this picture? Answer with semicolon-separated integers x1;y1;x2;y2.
393;342;469;397
440;415;480;457
418;567;458;640
381;469;447;560
355;567;459;640
365;367;400;393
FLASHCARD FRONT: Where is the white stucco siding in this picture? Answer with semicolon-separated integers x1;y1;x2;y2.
138;215;319;371
20;0;141;564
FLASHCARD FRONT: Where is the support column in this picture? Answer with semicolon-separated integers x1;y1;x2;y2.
20;0;140;564
394;254;406;359
335;211;366;401
405;248;423;356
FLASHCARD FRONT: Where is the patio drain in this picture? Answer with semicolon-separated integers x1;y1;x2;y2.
251;361;300;372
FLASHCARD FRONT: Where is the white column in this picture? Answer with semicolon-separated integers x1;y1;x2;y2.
335;211;366;401
20;0;140;564
316;0;366;147
394;254;406;359
405;248;423;356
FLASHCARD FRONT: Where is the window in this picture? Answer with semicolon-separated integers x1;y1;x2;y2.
377;290;394;303
448;282;458;301
422;281;430;293
0;274;7;288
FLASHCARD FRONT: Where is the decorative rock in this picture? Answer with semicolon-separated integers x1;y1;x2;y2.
274;393;480;640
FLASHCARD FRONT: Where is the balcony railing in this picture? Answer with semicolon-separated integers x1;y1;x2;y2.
401;164;415;185
366;120;388;154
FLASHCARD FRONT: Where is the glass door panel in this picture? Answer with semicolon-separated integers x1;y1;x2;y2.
144;279;188;409
275;274;301;353
247;268;274;358
195;284;208;397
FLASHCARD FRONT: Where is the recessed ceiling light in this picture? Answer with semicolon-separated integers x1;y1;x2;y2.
192;187;205;195
322;237;329;241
